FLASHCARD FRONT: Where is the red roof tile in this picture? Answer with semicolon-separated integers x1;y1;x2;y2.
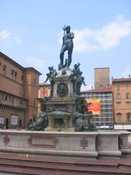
112;78;131;83
81;86;112;93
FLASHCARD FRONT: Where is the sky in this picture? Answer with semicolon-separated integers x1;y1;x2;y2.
0;0;131;89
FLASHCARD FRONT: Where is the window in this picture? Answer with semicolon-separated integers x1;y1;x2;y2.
19;119;22;128
116;92;121;99
21;75;24;81
4;95;8;101
126;92;131;99
10;115;18;126
11;69;14;78
0;117;5;125
5;118;9;129
19;99;23;105
116;84;120;91
1;94;4;100
127;113;131;123
3;65;7;75
9;96;14;104
11;69;17;80
33;78;38;85
116;113;122;123
14;72;17;79
3;65;6;71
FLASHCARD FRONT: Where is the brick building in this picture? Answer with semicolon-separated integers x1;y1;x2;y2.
112;77;131;129
0;52;41;129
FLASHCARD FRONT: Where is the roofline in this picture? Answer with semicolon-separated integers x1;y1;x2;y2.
81;88;112;94
39;83;50;87
25;67;42;75
0;52;24;71
0;52;42;75
112;78;131;83
94;67;110;70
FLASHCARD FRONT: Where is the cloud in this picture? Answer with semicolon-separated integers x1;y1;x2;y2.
0;30;10;40
0;29;22;45
74;17;131;53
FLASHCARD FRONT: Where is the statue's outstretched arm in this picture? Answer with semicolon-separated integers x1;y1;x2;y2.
44;74;49;82
83;79;86;86
71;32;74;39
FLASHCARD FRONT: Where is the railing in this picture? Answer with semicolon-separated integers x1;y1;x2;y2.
0;100;27;109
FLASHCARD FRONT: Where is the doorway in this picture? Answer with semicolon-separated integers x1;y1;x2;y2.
5;118;9;129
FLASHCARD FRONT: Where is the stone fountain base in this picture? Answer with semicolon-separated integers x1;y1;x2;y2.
0;130;129;158
0;130;130;174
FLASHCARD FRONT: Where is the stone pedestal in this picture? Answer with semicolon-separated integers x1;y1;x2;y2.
46;111;74;131
45;68;78;131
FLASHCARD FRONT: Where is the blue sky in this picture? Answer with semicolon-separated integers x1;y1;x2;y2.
0;0;131;88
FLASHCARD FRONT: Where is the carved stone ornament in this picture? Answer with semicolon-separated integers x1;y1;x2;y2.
57;83;68;97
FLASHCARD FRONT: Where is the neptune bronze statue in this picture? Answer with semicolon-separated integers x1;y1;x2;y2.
59;25;74;70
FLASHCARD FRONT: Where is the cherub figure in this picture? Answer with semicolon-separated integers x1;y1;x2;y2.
45;66;57;96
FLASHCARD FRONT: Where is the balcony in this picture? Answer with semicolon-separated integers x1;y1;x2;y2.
0;99;27;109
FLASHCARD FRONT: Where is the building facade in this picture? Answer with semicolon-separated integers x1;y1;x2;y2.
81;87;113;129
112;77;131;129
37;83;51;113
0;52;41;129
94;67;110;89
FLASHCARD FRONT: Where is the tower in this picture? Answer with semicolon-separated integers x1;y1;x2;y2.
94;67;110;89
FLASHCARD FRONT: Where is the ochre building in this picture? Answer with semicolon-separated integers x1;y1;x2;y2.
0;52;41;129
37;83;51;113
112;77;131;127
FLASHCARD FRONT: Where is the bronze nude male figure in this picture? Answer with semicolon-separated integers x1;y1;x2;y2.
59;25;74;69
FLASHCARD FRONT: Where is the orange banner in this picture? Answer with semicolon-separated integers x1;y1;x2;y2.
85;99;101;115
